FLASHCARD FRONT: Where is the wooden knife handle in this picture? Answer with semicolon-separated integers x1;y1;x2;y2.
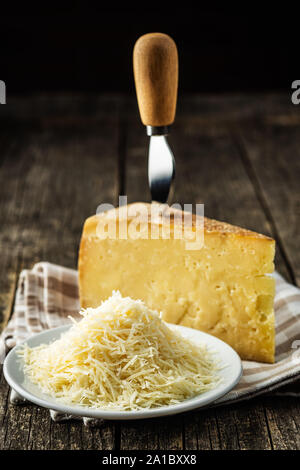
133;33;178;128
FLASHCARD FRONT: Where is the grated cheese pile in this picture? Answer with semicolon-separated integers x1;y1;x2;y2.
20;291;220;411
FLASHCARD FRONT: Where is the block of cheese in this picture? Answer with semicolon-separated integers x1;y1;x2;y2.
78;203;275;363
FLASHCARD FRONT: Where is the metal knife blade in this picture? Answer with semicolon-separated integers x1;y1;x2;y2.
148;135;176;204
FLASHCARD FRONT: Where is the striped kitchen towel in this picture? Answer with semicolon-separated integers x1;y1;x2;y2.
0;262;300;423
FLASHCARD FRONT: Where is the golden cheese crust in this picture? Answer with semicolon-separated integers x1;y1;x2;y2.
90;202;274;241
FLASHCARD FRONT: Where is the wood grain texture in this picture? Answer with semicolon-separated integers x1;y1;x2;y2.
0;95;119;450
263;395;300;450
236;123;300;286
0;93;299;450
133;33;178;127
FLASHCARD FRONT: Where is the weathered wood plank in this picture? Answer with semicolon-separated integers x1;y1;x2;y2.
263;395;300;450
26;407;52;450
120;415;183;451
183;409;220;450
0;134;27;332
215;400;273;450
0;256;19;333
0;367;11;447
237;121;300;286
0;95;119;449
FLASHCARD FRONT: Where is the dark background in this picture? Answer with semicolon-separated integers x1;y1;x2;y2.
0;5;297;95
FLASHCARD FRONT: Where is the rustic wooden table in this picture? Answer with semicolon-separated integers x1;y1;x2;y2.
0;93;299;450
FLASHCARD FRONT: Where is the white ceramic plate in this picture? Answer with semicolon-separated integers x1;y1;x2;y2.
3;324;242;420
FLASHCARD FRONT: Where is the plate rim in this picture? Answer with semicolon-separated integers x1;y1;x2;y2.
3;324;243;420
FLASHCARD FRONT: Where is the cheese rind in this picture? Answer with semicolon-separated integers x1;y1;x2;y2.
78;203;275;363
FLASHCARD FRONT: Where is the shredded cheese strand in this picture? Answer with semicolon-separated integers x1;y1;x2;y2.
20;291;220;411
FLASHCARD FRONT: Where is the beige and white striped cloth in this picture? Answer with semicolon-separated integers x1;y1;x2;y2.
1;262;300;423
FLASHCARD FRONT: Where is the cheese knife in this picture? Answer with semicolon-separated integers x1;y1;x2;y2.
133;33;178;204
